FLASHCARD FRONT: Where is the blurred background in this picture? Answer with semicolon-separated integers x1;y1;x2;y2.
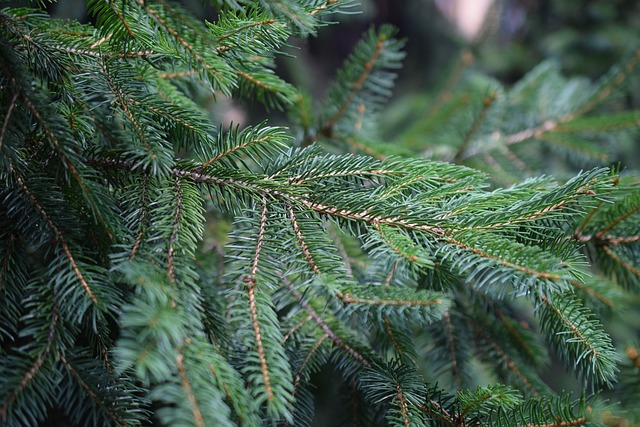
41;0;640;120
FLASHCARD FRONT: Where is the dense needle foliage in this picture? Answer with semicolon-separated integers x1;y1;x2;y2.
1;1;639;426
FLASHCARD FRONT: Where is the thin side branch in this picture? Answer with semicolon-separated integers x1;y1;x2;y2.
337;292;444;308
137;0;226;83
602;246;640;278
443;311;461;391
284;280;371;368
288;206;320;274
245;204;274;401
176;352;206;427
59;353;127;427
0;304;59;421
395;384;411;427
130;173;149;261
472;323;540;398
12;167;98;305
167;176;183;284
320;32;388;135
0;92;18;150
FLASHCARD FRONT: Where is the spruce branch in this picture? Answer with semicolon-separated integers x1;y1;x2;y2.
318;25;405;141
11;167;99;306
443;310;462;390
0;299;59;424
134;0;234;92
288;205;321;274
0;92;18;150
453;92;497;163
569;279;615;310
175;351;206;427
166;176;183;284
245;203;274;403
284;279;371;368
361;360;427;426
471;322;543;398
537;293;619;386
601;246;640;278
57;353;145;427
129;172;149;261
292;333;329;396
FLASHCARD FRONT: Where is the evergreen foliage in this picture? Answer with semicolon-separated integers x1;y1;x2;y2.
0;1;639;426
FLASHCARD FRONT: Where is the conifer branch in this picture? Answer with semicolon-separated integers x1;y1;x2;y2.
327;222;354;275
515;418;587;427
576;199;605;235
538;293;619;385
472;323;540;397
310;0;341;15
0;92;18;150
0;304;58;421
461;120;557;160
444;235;561;282
167;176;183;284
59;354;128;427
11;168;99;305
575;230;640;247
128;98;198;133
281;315;312;344
17;87;111;236
3;3;638;423
570;280;614;308
454;93;496;162
107;1;137;39
89;157;589;290
48;43;157;58
602;246;640;277
288;206;321;274
234;70;282;96
419;400;456;426
374;223;423;264
90;33;112;48
135;0;227;86
216;19;277;45
384;317;404;356
300;199;447;236
293;334;328;394
130;173;149;261
289;168;396;184
464;180;599;231
571;48;640;118
176;352;206;427
245;203;274;401
100;63;155;159
284;280;371;367
470;292;546;368
199;135;273;171
395;383;412;427
443;311;462;391
337;292;444;308
320;31;389;136
379;175;426;199
597;204;640;236
157;70;196;79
